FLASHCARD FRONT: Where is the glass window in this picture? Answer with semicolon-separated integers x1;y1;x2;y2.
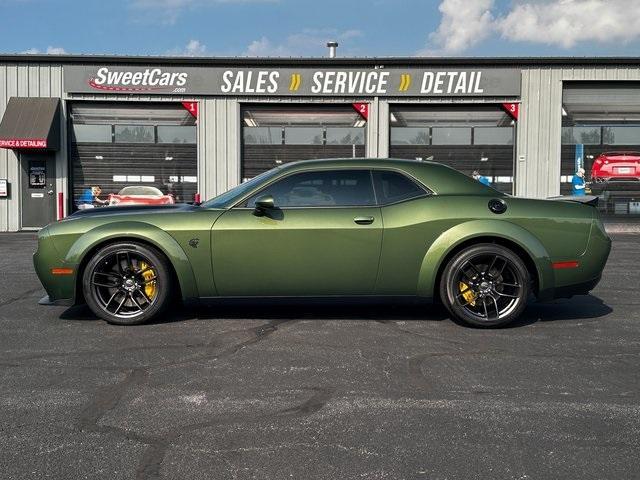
114;125;155;143
561;126;601;145
72;124;112;143
603;126;640;145
432;127;471;145
474;127;513;145
157;126;196;144
245;170;375;208
243;127;282;145
325;127;365;145
390;127;430;145
284;127;324;145
373;170;427;204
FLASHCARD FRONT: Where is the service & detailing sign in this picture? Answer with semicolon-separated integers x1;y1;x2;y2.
65;66;521;97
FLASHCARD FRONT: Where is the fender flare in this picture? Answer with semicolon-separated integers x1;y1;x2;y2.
65;221;199;300
416;220;554;299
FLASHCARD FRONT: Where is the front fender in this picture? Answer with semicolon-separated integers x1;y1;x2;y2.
416;220;554;300
65;221;199;301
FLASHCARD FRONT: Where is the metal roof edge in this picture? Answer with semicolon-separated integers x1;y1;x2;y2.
1;54;640;67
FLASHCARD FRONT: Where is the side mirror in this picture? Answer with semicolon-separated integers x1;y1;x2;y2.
253;194;275;216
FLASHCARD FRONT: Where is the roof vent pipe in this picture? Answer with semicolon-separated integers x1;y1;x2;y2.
327;41;338;58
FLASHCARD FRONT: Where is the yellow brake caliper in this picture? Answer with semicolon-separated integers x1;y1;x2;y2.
459;281;477;306
139;261;157;300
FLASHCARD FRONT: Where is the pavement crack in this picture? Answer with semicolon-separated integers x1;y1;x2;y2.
77;368;148;433
0;287;43;308
280;386;336;416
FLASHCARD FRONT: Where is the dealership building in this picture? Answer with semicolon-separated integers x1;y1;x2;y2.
1;54;640;231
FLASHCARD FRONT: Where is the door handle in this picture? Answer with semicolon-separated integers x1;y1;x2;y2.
353;216;374;225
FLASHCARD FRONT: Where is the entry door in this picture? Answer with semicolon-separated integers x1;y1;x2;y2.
21;152;56;228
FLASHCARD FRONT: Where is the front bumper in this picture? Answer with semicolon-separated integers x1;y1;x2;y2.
33;227;78;305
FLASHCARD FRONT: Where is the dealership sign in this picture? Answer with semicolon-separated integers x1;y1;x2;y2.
65;66;520;97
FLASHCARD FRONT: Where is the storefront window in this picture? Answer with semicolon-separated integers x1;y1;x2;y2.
389;105;515;194
69;103;198;210
114;125;155;143
390;127;430;145
474;127;513;145
326;127;365;145
243;127;282;145
72;124;112;143
432;127;471;145
561;126;601;145
157;126;196;144
284;127;324;145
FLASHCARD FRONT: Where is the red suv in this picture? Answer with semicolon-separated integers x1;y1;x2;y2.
591;151;640;183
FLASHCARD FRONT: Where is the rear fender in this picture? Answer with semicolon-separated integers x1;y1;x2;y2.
64;221;198;300
416;220;554;300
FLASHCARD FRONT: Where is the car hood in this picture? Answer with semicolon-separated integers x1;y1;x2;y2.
67;203;197;220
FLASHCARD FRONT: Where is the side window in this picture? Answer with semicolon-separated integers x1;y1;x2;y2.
245;170;375;207
372;170;428;205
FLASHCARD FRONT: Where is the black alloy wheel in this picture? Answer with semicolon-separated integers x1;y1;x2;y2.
440;244;530;327
82;242;172;325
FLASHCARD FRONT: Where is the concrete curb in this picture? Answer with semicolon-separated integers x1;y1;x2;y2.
604;223;640;234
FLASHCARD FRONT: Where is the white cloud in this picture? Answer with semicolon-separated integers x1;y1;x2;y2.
419;0;495;55
496;0;640;48
21;46;67;54
130;0;277;24
243;28;363;57
165;39;207;56
420;0;640;55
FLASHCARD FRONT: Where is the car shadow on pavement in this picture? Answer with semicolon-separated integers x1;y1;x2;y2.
508;294;612;328
58;294;612;328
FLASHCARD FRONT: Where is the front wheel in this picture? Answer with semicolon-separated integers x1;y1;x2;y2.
82;242;173;325
439;244;530;328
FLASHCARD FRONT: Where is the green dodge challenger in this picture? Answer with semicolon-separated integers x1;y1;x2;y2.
34;159;611;327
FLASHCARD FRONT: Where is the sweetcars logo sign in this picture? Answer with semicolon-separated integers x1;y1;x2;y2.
66;65;521;97
88;67;189;93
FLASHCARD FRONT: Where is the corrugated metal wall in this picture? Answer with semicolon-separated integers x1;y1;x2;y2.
517;66;640;198
0;63;65;231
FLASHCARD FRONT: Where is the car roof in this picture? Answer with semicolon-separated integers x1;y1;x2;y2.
277;158;498;196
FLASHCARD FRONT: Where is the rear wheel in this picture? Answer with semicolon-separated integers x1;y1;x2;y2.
82;242;172;325
439;244;530;327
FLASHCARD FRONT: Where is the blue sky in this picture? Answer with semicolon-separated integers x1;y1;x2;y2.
1;0;640;57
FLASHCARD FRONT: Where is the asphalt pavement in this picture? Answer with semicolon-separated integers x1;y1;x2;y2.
0;232;638;480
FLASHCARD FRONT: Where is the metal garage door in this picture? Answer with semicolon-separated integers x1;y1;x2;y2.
389;105;515;194
69;102;197;211
241;105;366;181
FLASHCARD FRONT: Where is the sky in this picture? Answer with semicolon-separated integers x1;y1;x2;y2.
1;0;640;58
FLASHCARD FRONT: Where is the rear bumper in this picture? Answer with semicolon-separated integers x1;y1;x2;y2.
549;218;611;300
552;274;602;299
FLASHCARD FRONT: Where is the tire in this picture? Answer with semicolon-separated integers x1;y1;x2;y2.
82;241;173;325
439;243;530;328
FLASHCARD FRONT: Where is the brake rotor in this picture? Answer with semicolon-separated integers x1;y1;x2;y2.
459;281;477;306
139;261;157;300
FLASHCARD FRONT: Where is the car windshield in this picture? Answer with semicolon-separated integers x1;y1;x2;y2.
118;186;163;196
201;167;283;208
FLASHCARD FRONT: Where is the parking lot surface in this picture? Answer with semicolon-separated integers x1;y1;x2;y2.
0;233;639;480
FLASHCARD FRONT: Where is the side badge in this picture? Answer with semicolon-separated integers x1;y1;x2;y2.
188;238;199;248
